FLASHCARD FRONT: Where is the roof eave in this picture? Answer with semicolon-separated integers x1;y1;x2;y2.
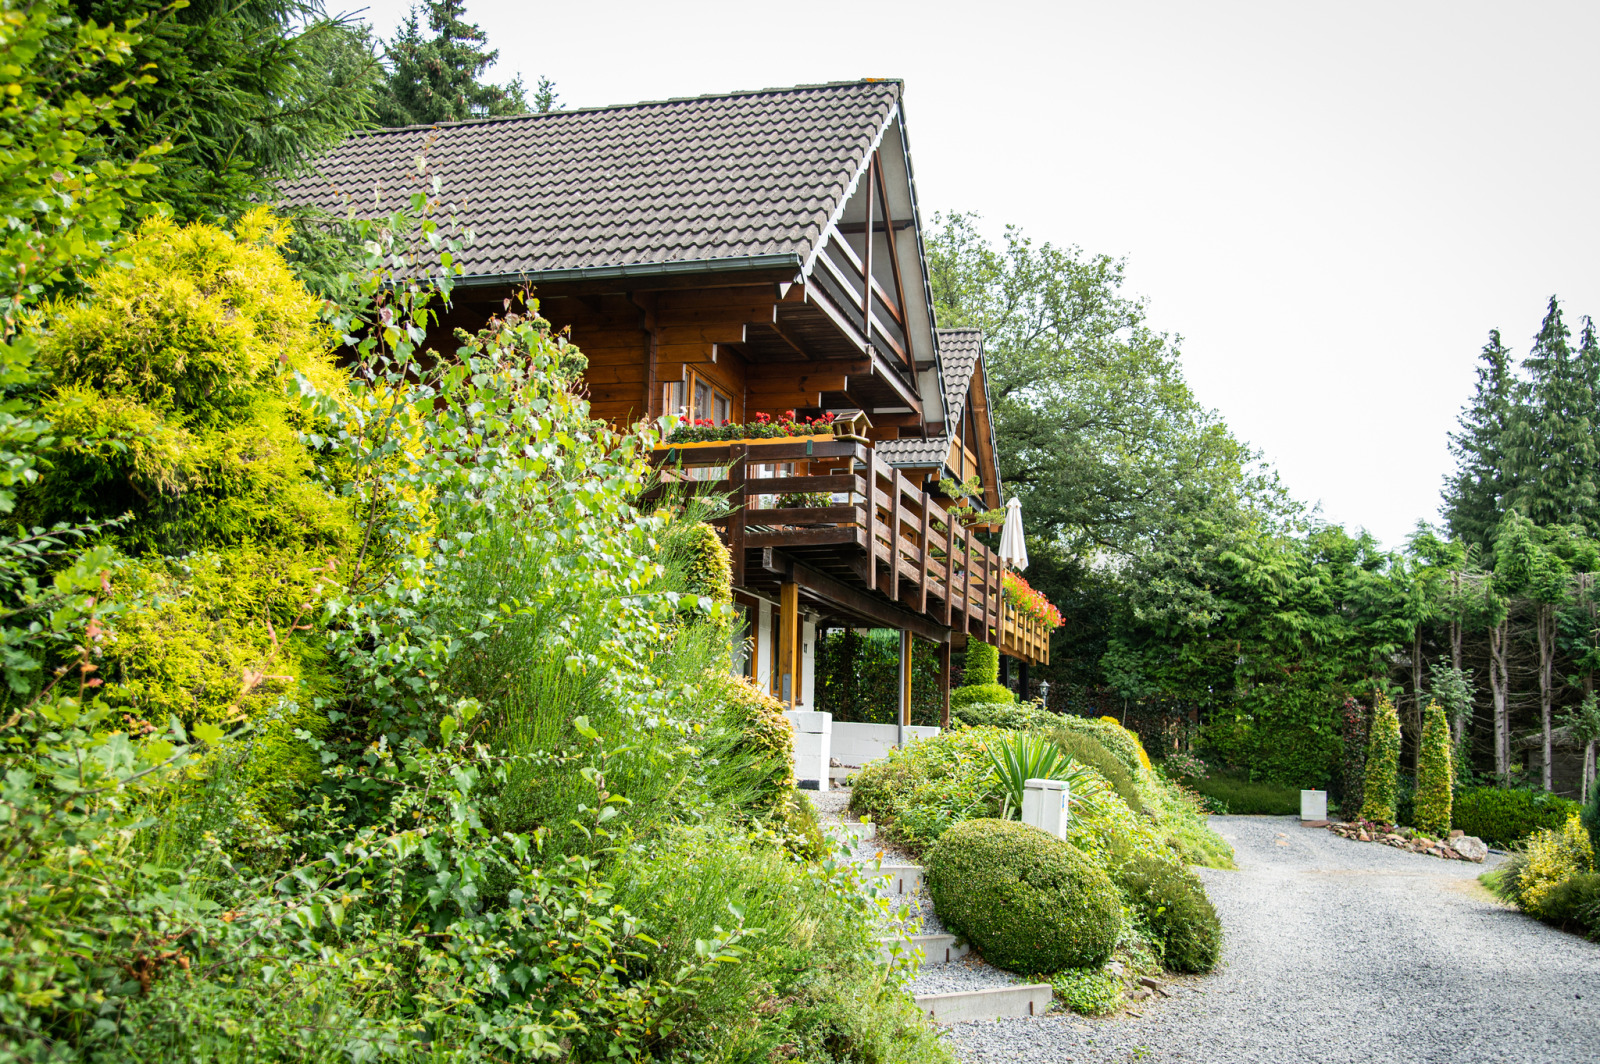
452;252;805;291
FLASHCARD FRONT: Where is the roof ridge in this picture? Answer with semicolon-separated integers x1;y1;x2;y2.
352;78;903;137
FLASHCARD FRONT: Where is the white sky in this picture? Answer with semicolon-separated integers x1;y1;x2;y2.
347;0;1600;550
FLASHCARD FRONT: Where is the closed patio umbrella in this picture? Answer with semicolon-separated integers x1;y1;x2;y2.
998;497;1028;571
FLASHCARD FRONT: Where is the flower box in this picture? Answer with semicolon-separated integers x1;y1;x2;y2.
653;433;838;451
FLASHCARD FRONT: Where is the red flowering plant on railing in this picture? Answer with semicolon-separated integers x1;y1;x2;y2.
664;410;836;444
1001;570;1063;630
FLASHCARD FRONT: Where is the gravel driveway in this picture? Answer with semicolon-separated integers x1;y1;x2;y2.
947;815;1600;1064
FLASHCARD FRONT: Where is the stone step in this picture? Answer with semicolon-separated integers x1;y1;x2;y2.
914;983;1054;1022
864;861;923;896
840;820;876;841
878;933;970;967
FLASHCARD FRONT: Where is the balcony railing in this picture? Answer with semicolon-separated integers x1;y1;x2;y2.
648;436;1011;643
998;603;1052;666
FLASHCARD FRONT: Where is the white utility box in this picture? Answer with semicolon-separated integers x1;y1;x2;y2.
1021;777;1070;839
785;710;831;792
1300;789;1328;823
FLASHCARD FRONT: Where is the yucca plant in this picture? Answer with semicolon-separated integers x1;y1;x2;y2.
984;733;1111;821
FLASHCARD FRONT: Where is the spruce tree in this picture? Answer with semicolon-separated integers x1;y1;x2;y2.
1443;330;1515;552
1502;297;1600;532
60;0;381;223
374;0;549;126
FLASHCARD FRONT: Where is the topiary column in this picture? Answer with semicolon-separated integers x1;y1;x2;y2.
965;639;1000;685
1361;695;1401;825
1414;699;1454;837
950;639;1014;709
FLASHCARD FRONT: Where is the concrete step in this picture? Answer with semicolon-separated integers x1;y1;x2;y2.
864;861;923;896
840;820;876;841
914;983;1054;1022
878;933;970;967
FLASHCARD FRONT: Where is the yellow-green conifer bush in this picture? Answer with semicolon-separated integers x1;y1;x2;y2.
24;209;354;820
1361;695;1401;824
1517;812;1595;917
1414;699;1453;837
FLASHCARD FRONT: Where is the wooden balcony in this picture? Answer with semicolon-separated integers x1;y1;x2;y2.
649;436;1019;649
999;603;1052;666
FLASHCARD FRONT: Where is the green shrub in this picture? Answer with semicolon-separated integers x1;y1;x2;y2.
1517;812;1595;916
1057;715;1151;775
1187;772;1300;815
1453;786;1581;848
618;825;955;1064
950;681;1015;710
1414;700;1453;837
1053;727;1145;816
710;672;795;815
1538;872;1600;936
952;700;1057;731
964;639;1000;684
849;727;1002;853
781;790;828;861
1360;695;1401;824
1116;853;1222;972
925;818;1121;972
680;520;733;607
1050;966;1124;1015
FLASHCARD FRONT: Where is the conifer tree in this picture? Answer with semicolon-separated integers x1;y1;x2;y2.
1361;695;1401;824
374;0;551;126
1414;700;1453;837
1502;297;1600;532
64;0;380;223
1443;330;1515;552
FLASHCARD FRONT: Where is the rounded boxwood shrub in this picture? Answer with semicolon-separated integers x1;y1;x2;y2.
925;818;1120;972
1054;728;1144;816
950;701;1056;731
1453;786;1580;848
1117;853;1222;972
951;682;1016;710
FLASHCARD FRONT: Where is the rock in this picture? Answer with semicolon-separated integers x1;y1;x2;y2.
828;757;841;767
1131;987;1152;1001
1108;961;1126;978
1450;829;1465;839
1451;835;1489;862
1358;831;1371;842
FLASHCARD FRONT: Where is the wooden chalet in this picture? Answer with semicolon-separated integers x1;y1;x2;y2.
282;80;1050;725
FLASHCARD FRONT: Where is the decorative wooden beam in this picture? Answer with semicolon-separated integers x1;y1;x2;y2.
836;219;916;234
873;151;910;344
759;548;949;643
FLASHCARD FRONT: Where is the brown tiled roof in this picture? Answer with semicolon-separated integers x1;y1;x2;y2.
877;329;985;467
278;80;902;281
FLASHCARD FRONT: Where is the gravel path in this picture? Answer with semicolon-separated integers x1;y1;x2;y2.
947;815;1600;1064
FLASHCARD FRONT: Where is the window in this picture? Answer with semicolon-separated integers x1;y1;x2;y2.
664;371;732;425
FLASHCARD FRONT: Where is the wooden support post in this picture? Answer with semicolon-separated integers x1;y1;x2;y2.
898;629;913;728
1020;660;1031;702
778;581;800;709
938;638;952;730
729;444;747;588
